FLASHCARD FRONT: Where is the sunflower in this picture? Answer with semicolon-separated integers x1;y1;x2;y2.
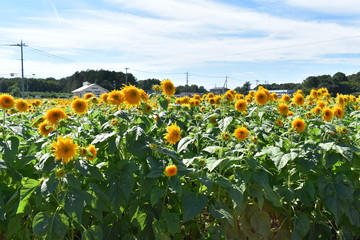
161;79;176;96
312;106;322;114
0;94;15;109
15;99;29;112
233;126;249;141
271;93;278;101
208;98;216;105
108;90;124;105
293;94;305;106
322;107;333;122
86;144;97;161
139;89;148;101
71;98;88;114
164;164;178;177
79;147;87;156
252;137;259;143
224;91;234;101
254;91;268;105
221;132;231;140
122;85;142;106
235;100;247;112
278;103;289;116
281;94;291;103
164;123;181;145
51;136;78;164
338;126;347;134
100;93;109;103
38;121;55;136
292;118;306;133
84;93;95;100
333;106;344;118
45;107;67;125
275;119;283;127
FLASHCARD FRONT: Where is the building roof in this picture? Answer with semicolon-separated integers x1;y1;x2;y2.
71;83;108;93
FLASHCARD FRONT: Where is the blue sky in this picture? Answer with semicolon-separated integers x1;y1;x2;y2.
1;0;360;90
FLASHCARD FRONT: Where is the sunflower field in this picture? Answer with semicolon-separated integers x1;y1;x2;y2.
0;80;359;240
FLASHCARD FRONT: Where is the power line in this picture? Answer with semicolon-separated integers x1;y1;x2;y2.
26;46;74;62
195;34;360;61
130;68;184;75
10;40;27;98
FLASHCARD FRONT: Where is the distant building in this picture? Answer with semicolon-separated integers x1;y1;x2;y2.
72;81;109;98
268;89;296;97
209;87;229;95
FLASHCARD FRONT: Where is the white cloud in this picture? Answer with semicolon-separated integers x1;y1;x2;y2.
281;0;360;14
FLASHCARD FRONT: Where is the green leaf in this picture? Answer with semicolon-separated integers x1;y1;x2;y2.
291;214;310;240
182;192;208;222
249;206;271;238
75;160;104;181
202;146;222;154
3;136;20;166
159;95;169;110
0;159;7;170
209;203;234;228
163;210;181;235
205;157;226;172
152;219;171;240
64;190;84;223
0;191;4;221
17;178;39;214
150;187;165;206
177;137;195;153
32;212;69;240
41;176;59;197
91;132;117;145
228;183;246;208
35;153;58;173
261;146;297;170
82;225;103;240
218;116;233;132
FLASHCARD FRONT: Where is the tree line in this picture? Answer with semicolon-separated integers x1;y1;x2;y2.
0;69;359;97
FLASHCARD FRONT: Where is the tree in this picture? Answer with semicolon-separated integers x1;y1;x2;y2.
234;81;251;95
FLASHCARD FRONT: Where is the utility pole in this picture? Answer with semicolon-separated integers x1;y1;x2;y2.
185;72;189;93
223;76;228;93
125;67;129;85
10;40;27;98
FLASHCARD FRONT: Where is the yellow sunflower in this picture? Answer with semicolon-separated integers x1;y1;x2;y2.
322;107;333;122
45;107;67;125
233;126;249;141
0;94;15;109
221;132;231;140
165;164;178;177
281;94;291;103
122;85;142;106
164;123;181;145
293;94;305;106
15;99;29;112
292;118;306;133
71;98;88;114
275;119;283;127
100;93;109;103
235;99;247;112
84;93;95;100
278;103;289;116
86;144;97;161
161;79;176;96
108;90;124;105
51;136;78;164
254;90;268;105
38;121;55;136
333;106;344;118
